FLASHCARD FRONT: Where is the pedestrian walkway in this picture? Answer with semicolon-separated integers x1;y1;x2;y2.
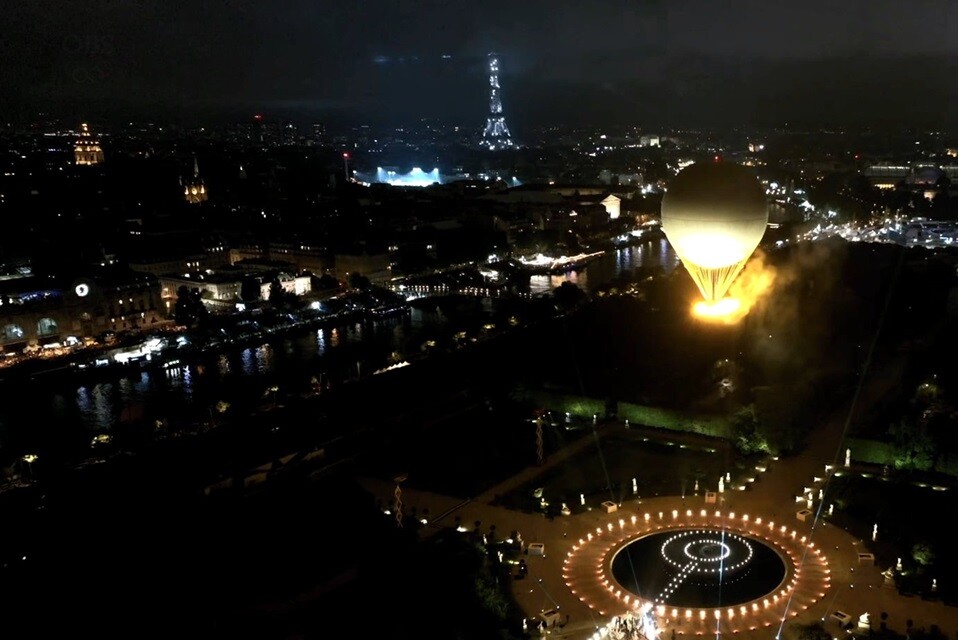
476;421;616;505
358;406;958;640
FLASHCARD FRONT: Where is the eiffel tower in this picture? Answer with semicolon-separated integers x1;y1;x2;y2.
481;53;514;150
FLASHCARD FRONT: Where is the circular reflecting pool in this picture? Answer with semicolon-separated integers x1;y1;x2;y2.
611;528;787;607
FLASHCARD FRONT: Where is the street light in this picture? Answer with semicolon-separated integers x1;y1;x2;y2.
21;454;38;481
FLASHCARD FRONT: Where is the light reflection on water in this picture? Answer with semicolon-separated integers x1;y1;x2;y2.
180;367;193;400
0;243;672;454
75;383;116;432
528;240;676;296
316;328;327;355
528;269;585;297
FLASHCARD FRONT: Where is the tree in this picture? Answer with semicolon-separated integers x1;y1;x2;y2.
240;276;261;303
553;281;586;312
888;419;937;471
312;273;340;291
173;285;208;328
754;384;812;454
914;380;941;406
348;272;371;290
912;542;936;569
268;278;287;308
731;405;771;455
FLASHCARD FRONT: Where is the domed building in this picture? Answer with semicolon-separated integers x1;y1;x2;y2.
905;165;950;200
865;163;956;199
74;123;105;166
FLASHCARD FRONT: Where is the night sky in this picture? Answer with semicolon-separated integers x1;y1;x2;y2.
4;0;958;127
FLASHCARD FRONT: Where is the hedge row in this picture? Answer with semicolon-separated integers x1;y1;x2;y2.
512;388;731;439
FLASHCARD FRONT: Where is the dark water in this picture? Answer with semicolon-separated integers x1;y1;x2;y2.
527;238;679;295
0;309;443;457
0;240;678;463
611;529;786;607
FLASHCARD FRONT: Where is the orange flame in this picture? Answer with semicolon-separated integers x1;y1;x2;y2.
691;251;775;324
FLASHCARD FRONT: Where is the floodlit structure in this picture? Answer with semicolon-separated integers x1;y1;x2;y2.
369;166;442;187
74;123;105;166
183;156;208;203
481;53;514;150
660;162;768;302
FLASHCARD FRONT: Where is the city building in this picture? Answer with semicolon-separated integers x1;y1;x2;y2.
0;267;164;351
639;135;660;147
74;123;105;166
600;195;621;220
158;270;244;309
334;251;391;284
129;247;229;277
863;163;958;199
182;156;208;204
159;264;312;312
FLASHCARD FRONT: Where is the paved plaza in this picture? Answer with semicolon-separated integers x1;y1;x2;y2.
360;416;958;640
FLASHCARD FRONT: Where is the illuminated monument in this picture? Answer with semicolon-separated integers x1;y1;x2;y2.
480;53;514;150
74;123;105;166
183;156;208;204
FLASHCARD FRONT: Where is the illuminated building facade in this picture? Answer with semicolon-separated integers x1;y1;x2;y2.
863;162;958;196
183;156;208;203
334;251;391;285
74;123;105;165
601;195;621;220
0;269;164;351
481;53;514;150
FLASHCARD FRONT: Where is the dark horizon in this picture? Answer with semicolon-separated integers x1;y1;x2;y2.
5;0;958;131
7;52;958;132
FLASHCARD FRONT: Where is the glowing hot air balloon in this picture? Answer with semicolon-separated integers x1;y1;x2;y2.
660;162;768;303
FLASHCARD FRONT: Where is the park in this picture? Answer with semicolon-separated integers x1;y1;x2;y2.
351;232;958;640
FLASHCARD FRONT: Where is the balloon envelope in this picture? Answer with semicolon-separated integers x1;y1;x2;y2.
661;162;768;301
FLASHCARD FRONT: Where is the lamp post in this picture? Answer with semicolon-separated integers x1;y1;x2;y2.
21;454;38;481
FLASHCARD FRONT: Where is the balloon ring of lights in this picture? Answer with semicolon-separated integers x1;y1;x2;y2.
562;509;831;636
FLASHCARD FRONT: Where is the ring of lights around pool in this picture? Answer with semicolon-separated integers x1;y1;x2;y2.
612;529;784;607
561;509;831;634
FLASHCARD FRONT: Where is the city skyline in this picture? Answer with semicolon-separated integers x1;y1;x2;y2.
6;5;958;638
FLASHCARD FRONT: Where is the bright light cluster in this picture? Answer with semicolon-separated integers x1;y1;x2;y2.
370;166;442;187
651;530;756;605
692;297;742;322
562;508;832;636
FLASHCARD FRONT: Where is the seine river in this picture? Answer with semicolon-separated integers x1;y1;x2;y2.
0;240;678;463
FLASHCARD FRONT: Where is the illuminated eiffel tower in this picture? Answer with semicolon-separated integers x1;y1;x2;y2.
481;53;514;150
